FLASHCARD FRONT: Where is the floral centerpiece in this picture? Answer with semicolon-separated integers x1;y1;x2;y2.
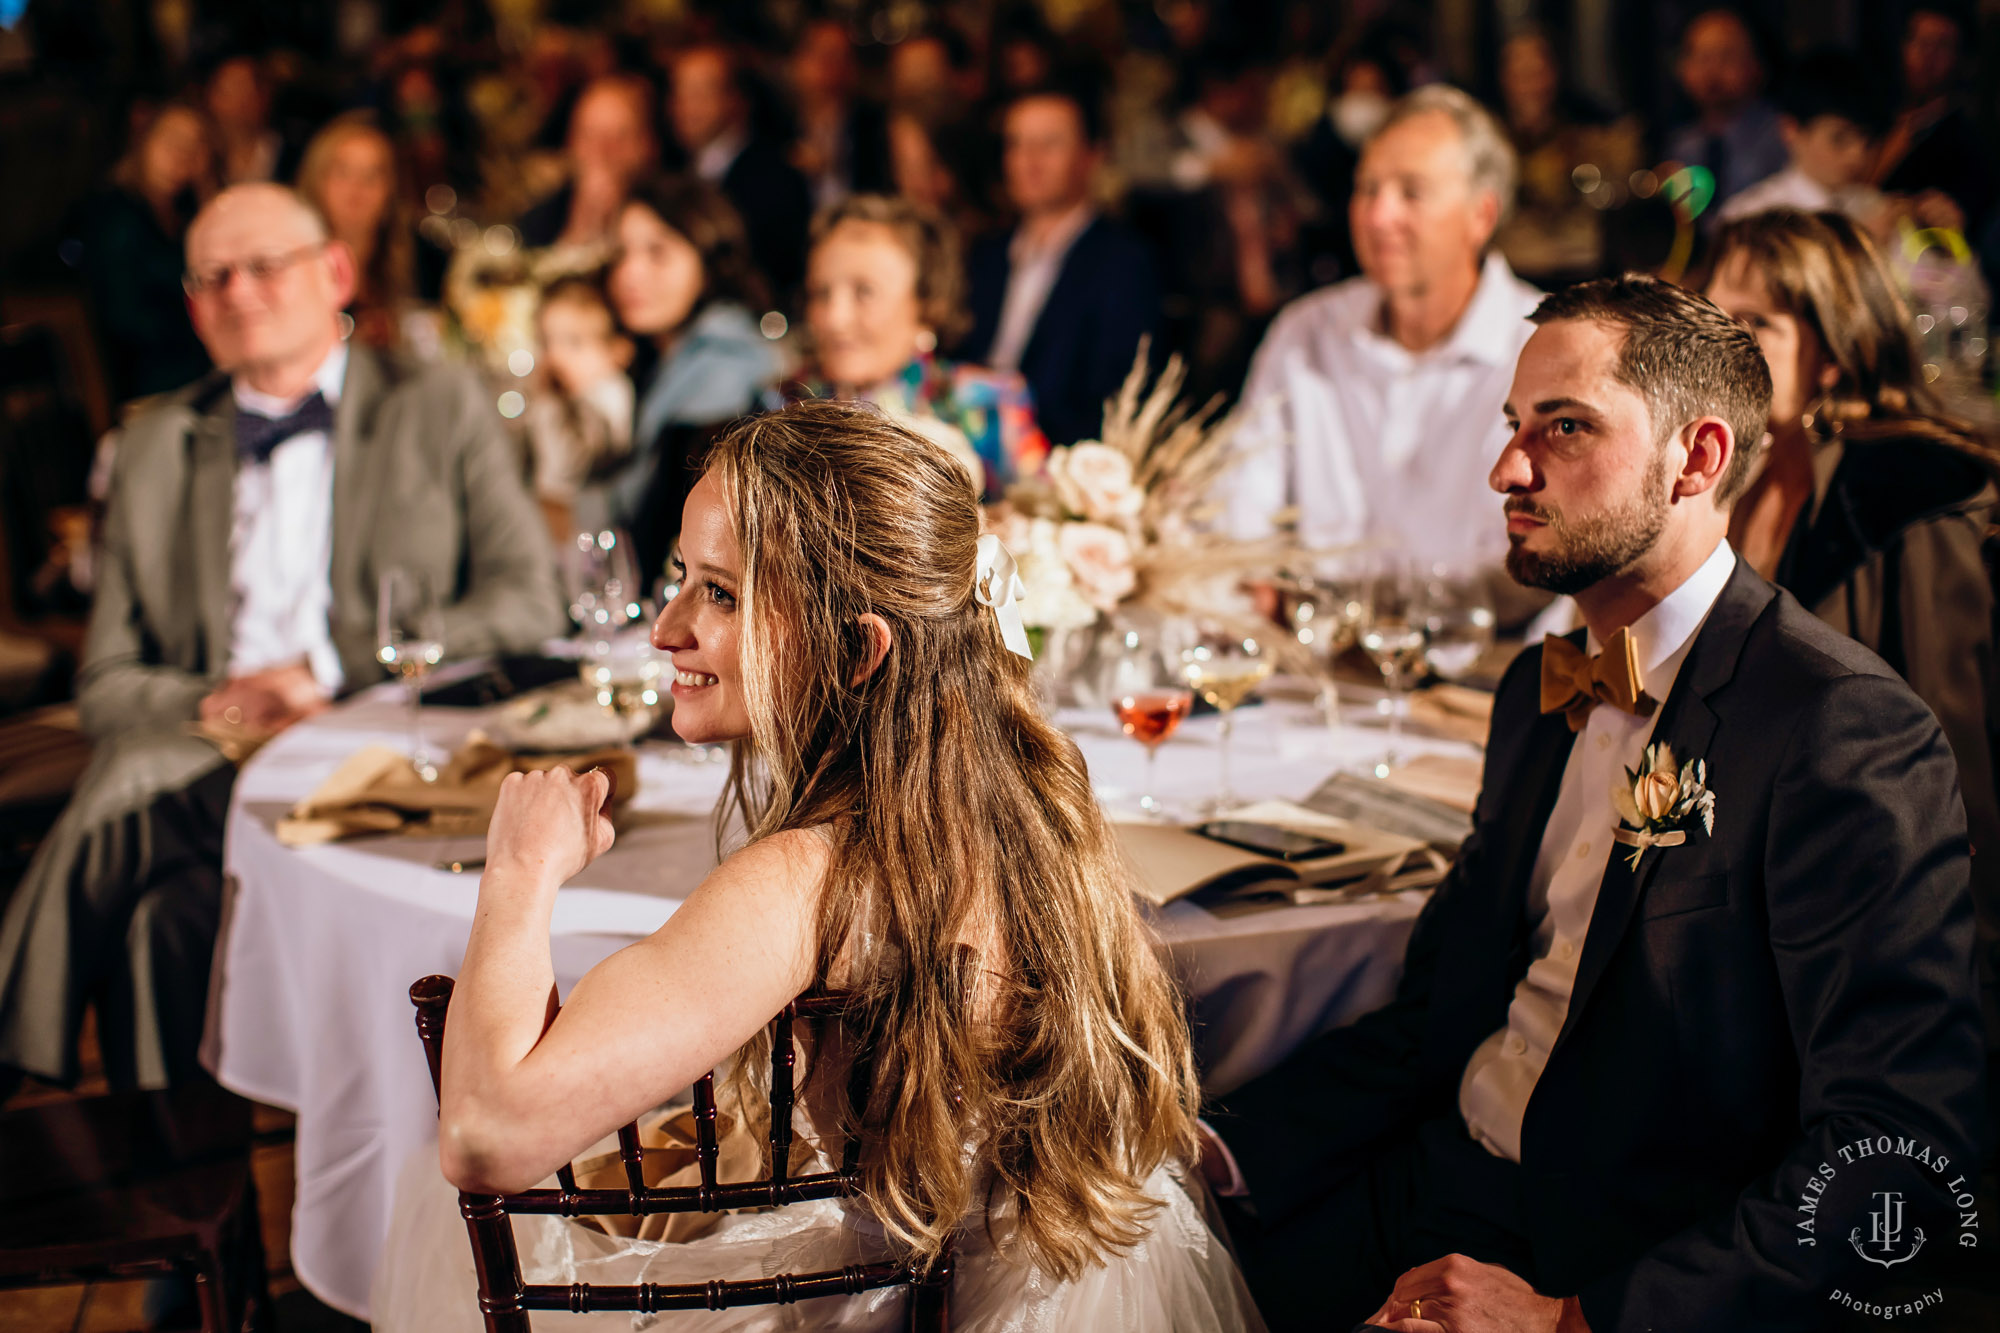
985;344;1314;675
440;230;607;377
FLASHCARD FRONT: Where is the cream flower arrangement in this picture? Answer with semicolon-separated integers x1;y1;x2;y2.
990;343;1311;660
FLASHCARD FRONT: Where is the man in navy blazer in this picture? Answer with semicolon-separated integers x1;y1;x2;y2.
1206;277;1989;1330
958;85;1161;446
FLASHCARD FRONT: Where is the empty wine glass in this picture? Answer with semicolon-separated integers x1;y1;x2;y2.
1289;556;1369;728
1357;557;1425;778
567;528;641;637
1101;627;1194;819
1420;565;1498;684
376;568;446;781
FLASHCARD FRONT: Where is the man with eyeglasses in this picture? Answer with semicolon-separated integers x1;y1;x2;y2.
0;183;565;1096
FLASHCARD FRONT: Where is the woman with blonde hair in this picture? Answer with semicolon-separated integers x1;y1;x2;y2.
295;112;419;350
373;400;1260;1331
1705;205;2000;1065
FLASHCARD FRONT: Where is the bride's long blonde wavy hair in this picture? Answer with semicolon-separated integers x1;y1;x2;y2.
700;399;1198;1280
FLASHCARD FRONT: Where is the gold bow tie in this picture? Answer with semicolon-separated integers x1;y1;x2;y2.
1540;628;1657;732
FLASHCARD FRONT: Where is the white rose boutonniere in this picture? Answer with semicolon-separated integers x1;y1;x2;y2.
1609;742;1715;870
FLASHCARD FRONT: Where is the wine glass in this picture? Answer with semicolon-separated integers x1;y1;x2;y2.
567;528;641;637
376;568;446;782
1357;557;1425;778
1289;556;1369;728
1420;565;1498;684
1180;629;1272;814
1101;627;1194;819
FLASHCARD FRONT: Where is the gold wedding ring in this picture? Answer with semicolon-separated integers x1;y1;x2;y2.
1411;1298;1422;1319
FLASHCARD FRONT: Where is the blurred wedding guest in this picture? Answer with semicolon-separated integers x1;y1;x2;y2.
888;108;992;242
296;112;422;351
797;194;1046;500
204;54;285;185
958;85;1161;447
85;101;216;404
1716;49;1887;225
787;17;890;211
1706;207;2000;1052
524;275;635;544
0;184;563;1094
1872;3;1991;233
1491;26;1643;285
603;175;781;583
888;24;981;122
516;73;660;250
667;43;813;303
1220;86;1540;572
1662;9;1787;216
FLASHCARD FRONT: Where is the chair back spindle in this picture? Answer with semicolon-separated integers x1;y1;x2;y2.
408;975;952;1331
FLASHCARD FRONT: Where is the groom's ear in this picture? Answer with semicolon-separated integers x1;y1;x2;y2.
850;614;895;686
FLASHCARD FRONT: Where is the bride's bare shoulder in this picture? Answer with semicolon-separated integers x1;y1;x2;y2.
703;826;835;905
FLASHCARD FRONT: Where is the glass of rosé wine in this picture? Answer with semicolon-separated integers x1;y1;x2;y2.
1102;626;1194;819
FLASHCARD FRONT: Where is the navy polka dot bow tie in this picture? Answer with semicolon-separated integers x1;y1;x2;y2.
235;391;334;464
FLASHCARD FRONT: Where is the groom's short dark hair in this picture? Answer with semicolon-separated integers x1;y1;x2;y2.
1530;274;1773;507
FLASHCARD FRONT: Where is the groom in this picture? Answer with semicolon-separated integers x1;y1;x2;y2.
1207;276;1988;1330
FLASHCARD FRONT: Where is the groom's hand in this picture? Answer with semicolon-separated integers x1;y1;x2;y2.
1366;1254;1588;1332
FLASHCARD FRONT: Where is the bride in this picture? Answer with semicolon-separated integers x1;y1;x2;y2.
373;400;1263;1330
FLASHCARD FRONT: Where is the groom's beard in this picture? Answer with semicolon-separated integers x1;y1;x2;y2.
1503;453;1672;596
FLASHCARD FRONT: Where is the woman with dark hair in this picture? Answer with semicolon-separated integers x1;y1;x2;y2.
794;194;1044;500
87;102;217;402
1706;205;2000;1057
603;173;782;579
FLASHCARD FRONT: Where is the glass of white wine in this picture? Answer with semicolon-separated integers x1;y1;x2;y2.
377;567;446;782
1181;630;1272;814
1358;557;1425;778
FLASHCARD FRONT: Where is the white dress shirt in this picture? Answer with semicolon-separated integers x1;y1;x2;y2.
693;125;750;185
986;203;1096;374
1219;253;1541;569
1457;540;1738;1162
228;343;347;694
1715;164;1884;224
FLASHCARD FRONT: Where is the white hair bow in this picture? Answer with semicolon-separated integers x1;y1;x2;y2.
974;534;1035;661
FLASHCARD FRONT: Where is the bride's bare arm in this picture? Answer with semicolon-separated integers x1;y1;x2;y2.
437;767;824;1194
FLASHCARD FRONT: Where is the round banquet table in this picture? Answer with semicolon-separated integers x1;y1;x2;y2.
207;681;1478;1320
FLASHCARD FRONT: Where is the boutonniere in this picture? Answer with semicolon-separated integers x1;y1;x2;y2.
1609;742;1715;869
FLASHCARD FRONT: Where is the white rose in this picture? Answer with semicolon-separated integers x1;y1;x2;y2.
1058;521;1138;613
1045;442;1142;523
1015;518;1099;630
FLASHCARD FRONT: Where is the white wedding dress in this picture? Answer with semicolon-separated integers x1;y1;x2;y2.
373;1103;1265;1333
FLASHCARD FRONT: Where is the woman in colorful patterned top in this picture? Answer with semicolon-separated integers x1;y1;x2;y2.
789;194;1048;499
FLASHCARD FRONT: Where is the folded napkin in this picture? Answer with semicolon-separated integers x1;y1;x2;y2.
274;733;639;847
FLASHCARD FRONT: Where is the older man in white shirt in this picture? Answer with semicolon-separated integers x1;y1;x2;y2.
1221;85;1541;573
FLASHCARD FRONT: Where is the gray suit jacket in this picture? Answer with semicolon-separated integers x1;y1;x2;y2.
79;346;566;736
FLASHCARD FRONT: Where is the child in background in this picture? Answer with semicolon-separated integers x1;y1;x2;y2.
1718;48;1887;225
524;276;636;544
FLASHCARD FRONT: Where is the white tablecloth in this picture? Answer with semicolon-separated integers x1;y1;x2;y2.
208;686;1474;1319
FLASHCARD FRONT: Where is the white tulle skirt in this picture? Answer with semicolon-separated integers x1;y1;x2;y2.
372;1143;1266;1332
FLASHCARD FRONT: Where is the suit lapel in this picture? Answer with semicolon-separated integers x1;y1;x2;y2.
188;398;237;672
1018;218;1100;371
1554;562;1775;1051
329;345;386;630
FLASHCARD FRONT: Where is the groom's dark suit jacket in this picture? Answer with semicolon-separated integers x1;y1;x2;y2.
1214;560;1988;1329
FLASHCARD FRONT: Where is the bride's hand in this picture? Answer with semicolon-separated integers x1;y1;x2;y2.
484;766;617;889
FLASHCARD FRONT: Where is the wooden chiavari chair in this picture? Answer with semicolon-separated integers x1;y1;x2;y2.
408;975;953;1331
